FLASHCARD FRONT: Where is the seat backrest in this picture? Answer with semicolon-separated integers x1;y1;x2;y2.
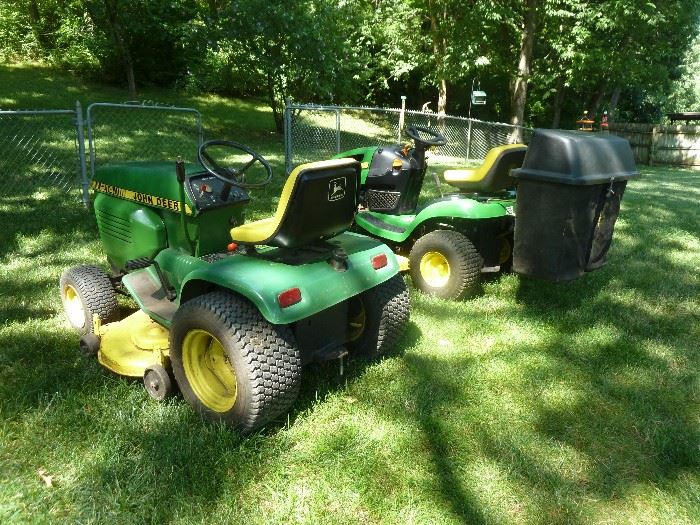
471;144;527;192
445;144;526;193
268;158;360;249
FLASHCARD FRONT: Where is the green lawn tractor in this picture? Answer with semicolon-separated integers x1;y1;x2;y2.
334;126;526;300
59;140;409;433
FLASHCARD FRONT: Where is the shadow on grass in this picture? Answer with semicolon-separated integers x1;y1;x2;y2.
0;322;270;522
0;189;97;259
1;167;698;523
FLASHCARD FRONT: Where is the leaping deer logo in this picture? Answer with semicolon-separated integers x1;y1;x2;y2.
328;177;346;201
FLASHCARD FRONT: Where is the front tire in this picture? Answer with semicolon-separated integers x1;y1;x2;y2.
347;274;410;358
170;291;301;433
409;230;483;299
59;265;119;335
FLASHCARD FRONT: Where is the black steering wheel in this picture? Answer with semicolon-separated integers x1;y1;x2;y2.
405;125;447;147
197;140;273;193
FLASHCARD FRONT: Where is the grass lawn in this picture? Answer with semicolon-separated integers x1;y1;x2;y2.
1;64;699;525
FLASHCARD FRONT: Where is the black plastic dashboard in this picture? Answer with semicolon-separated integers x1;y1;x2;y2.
187;173;250;211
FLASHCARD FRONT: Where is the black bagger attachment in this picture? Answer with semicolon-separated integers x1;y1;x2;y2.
512;129;639;282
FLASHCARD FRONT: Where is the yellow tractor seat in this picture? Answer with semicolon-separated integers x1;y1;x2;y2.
230;158;360;249
443;144;527;193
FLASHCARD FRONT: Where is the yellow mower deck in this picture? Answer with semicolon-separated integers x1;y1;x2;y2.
96;310;170;377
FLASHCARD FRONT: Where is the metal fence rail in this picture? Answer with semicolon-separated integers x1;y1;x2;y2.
0;101;203;206
284;102;533;173
87;102;203;178
0;104;87;202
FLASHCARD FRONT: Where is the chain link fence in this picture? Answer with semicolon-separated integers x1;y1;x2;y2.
0;105;86;199
86;102;203;178
0;101;204;206
284;102;533;173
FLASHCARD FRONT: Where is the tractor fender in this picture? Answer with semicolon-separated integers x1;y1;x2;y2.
411;198;510;230
358;198;511;244
177;235;399;325
179;273;279;324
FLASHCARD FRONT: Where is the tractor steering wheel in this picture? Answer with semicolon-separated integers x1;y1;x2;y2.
405;125;447;147
197;140;273;193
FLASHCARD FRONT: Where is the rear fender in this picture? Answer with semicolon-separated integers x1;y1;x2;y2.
395;198;512;243
178;233;399;325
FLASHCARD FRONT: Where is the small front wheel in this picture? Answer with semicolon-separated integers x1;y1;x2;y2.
79;333;101;357
143;365;174;401
409;230;483;299
59;265;119;335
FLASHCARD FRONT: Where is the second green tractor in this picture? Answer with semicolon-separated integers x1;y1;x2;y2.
335;126;526;300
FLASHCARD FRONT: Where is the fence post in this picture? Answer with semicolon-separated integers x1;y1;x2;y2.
649;125;659;166
284;99;292;174
335;109;341;155
466;118;473;160
397;95;406;143
75;101;90;208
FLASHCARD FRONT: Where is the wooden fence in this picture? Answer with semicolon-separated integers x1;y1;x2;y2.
608;123;700;167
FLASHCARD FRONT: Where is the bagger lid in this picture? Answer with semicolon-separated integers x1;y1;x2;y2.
512;129;639;185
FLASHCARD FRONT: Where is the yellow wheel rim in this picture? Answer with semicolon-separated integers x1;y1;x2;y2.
347;299;366;342
182;329;237;413
420;251;451;288
63;284;86;329
498;239;512;265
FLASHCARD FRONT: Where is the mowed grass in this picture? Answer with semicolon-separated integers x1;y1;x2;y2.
1;65;700;524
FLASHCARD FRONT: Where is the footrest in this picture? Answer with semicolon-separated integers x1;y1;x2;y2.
123;270;178;324
125;257;155;271
125;258;176;301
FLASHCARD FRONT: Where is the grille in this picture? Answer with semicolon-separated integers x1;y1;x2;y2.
367;190;401;211
96;209;131;244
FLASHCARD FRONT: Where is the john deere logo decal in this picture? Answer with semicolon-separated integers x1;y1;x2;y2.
91;180;192;215
328;177;346;201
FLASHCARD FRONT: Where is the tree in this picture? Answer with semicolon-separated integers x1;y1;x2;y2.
510;0;538;139
86;0;137;100
215;0;368;132
530;0;700;126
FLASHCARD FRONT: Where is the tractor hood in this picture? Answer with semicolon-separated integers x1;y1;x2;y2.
92;162;202;214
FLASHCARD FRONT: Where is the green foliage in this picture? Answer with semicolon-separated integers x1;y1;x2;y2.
668;32;700;112
1;67;700;525
0;2;41;61
532;0;700;124
1;1;699;127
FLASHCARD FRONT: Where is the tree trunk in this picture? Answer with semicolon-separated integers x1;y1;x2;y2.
207;0;221;21
587;83;608;119
429;1;448;119
26;0;51;51
551;76;564;128
510;0;538;142
608;85;622;123
267;72;284;133
102;0;137;100
437;78;447;118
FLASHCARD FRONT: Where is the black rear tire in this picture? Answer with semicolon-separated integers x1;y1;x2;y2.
59;265;119;335
409;230;483;299
347;274;410;359
170;291;301;433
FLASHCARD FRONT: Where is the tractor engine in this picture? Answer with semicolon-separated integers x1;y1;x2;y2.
91;162;248;272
